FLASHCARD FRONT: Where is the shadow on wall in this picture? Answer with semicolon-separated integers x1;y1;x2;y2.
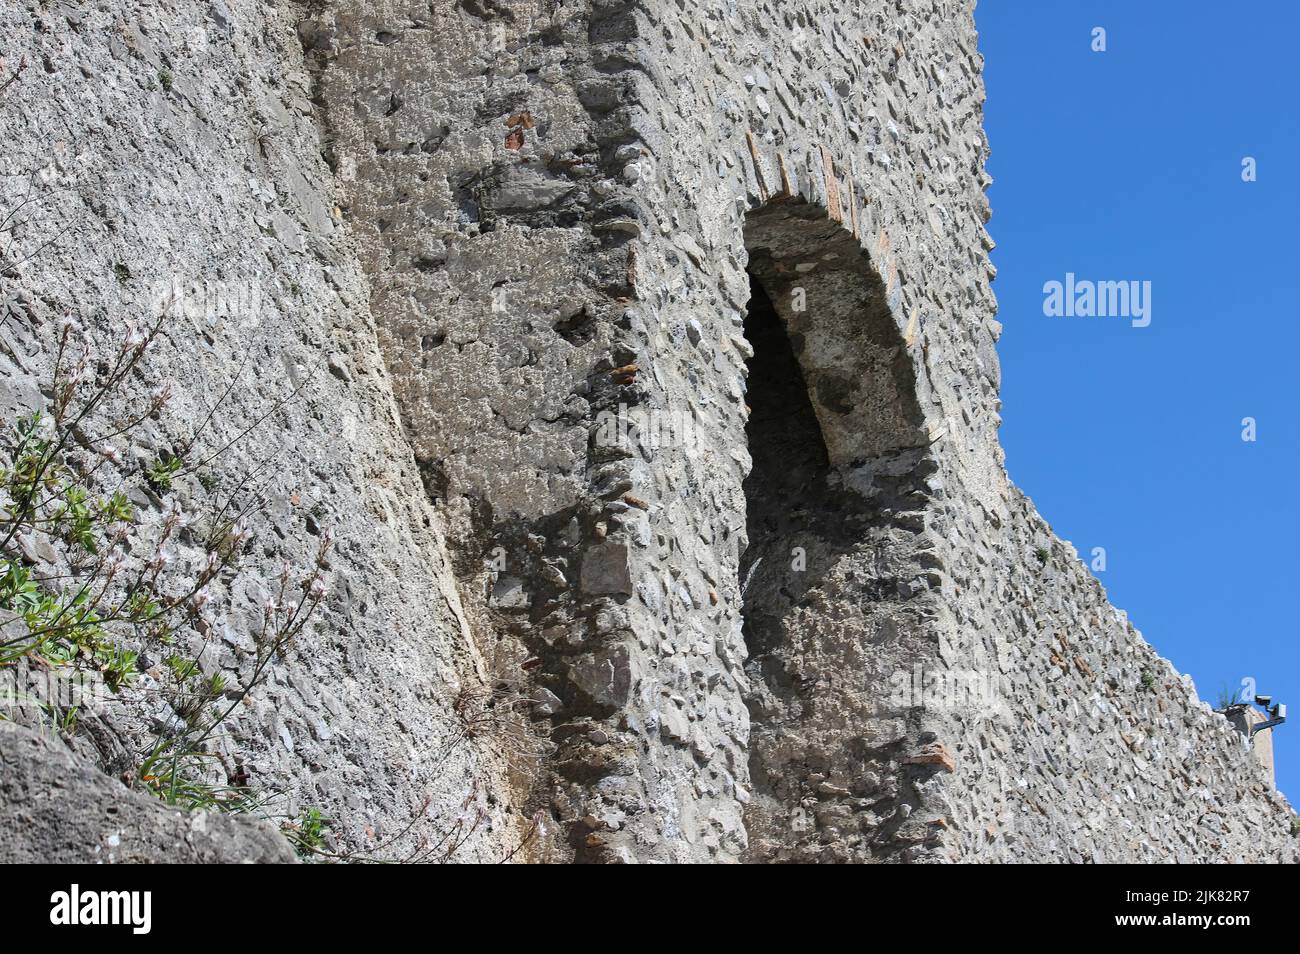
738;199;943;862
740;269;864;730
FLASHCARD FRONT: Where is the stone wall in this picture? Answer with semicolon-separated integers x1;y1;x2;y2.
1;0;1293;864
300;0;1295;862
0;722;297;862
0;0;521;861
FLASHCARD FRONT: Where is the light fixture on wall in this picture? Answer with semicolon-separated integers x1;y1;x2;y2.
1251;696;1287;737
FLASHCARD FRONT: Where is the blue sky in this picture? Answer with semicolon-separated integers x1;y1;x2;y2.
974;0;1299;799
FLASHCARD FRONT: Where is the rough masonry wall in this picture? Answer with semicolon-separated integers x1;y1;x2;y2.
2;0;1292;865
622;0;1296;862
305;0;1296;863
0;0;520;860
305;0;755;862
628;0;1296;863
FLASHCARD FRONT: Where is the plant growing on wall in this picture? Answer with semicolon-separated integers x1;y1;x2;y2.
0;312;329;822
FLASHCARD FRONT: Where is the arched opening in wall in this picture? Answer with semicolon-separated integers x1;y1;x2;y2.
739;274;837;668
738;199;931;862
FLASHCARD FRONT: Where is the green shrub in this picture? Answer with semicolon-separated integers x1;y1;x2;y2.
0;314;328;816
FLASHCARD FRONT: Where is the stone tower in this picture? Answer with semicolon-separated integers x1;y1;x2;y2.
0;0;1293;863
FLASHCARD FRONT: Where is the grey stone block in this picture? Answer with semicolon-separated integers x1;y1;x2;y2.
0;723;296;864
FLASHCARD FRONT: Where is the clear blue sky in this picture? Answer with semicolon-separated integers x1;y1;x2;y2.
975;0;1299;799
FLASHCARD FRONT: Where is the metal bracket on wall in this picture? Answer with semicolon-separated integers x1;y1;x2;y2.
1251;699;1286;737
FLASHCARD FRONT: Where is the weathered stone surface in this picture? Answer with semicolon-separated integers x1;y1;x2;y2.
580;542;634;595
0;0;1293;865
0;723;296;863
906;744;957;774
0;0;520;862
296;0;1295;864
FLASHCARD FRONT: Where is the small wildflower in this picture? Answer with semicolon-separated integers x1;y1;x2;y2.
98;445;122;464
150;380;174;407
308;576;327;601
192;588;211;612
104;549;127;578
